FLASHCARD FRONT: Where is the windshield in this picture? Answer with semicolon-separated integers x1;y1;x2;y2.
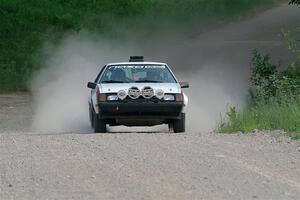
99;65;177;83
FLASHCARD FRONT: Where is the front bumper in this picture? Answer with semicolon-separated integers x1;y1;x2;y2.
98;101;184;120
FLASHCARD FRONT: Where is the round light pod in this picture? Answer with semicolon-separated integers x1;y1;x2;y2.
141;86;154;99
128;87;141;99
117;90;127;100
155;89;165;99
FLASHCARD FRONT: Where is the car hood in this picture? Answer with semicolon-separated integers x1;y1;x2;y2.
99;83;181;94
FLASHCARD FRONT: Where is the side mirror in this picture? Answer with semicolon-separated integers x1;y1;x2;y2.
87;82;97;89
179;82;189;89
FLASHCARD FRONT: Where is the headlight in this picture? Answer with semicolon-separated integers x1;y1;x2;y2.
107;95;118;101
164;94;175;101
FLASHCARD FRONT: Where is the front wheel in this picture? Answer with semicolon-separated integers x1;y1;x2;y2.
93;110;107;133
172;113;186;133
89;105;94;128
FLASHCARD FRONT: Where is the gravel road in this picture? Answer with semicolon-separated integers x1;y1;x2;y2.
1;94;300;200
1;126;300;199
1;4;300;200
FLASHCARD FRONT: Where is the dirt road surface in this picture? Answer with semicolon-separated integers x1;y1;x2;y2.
1;128;300;200
1;4;300;200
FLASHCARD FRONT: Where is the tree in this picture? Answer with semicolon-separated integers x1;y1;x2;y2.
289;0;300;5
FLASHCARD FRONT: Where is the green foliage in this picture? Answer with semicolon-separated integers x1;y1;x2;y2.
249;50;277;104
250;50;277;86
249;50;300;105
218;0;300;137
0;0;280;92
289;0;300;5
219;32;300;138
290;132;300;140
282;30;300;68
218;102;300;134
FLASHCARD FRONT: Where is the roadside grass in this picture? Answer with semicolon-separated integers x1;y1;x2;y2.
218;101;300;140
290;132;300;140
0;0;281;92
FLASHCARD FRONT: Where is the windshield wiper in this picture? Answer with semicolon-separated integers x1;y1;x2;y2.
102;80;127;83
135;80;163;83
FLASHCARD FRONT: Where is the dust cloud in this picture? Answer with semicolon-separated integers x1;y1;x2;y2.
182;66;247;132
30;32;246;133
30;4;299;133
31;35;139;133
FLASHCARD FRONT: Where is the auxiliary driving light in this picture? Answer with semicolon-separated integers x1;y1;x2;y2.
117;90;127;100
155;89;165;99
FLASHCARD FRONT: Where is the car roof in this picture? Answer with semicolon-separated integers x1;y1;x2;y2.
106;62;167;66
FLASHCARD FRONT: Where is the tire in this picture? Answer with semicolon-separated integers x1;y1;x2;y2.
89;106;94;128
168;123;173;132
93;110;107;133
173;113;185;133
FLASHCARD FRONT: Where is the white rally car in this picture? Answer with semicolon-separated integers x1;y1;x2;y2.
87;56;189;133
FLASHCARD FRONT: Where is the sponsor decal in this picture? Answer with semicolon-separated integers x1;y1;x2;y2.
108;65;165;69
